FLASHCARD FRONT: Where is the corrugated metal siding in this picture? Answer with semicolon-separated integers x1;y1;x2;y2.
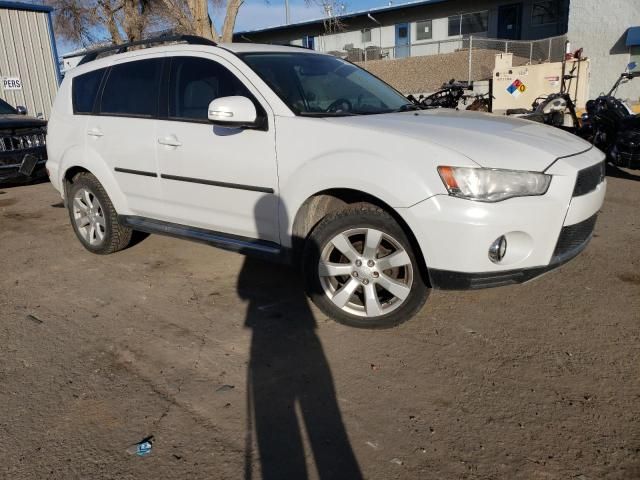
0;8;59;119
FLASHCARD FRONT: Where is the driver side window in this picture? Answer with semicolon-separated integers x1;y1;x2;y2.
168;57;251;121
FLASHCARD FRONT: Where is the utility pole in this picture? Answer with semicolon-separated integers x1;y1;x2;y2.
285;0;290;24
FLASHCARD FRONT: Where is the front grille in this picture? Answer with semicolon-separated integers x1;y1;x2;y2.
0;131;46;153
551;214;597;263
573;161;605;197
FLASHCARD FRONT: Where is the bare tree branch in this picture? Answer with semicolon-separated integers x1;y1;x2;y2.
48;0;339;50
221;0;243;43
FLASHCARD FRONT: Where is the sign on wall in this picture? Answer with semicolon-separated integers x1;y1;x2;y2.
506;78;526;98
2;77;23;90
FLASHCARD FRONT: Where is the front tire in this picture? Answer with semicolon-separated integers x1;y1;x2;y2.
67;172;133;254
303;204;429;328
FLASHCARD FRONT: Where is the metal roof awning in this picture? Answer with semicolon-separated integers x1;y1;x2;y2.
627;26;640;47
0;1;53;13
235;0;449;35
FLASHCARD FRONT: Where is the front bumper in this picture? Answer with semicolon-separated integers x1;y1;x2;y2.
397;148;606;290
0;147;48;184
429;213;597;289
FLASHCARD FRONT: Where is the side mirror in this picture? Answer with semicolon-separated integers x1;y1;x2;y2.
16;105;27;115
208;96;257;128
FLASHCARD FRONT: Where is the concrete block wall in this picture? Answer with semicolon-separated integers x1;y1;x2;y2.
567;0;640;102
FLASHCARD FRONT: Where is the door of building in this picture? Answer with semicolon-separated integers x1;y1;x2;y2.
395;23;410;58
498;3;523;40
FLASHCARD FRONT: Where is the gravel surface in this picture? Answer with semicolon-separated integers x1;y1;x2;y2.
1;169;639;480
358;50;529;94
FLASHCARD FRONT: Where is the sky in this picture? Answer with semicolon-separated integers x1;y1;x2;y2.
216;0;390;33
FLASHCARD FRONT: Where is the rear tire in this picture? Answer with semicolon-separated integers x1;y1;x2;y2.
67;172;133;254
303;204;429;328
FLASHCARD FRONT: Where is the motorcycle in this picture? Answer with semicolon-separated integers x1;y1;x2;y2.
505;54;584;132
506;90;580;130
582;65;640;169
464;92;493;112
416;79;467;109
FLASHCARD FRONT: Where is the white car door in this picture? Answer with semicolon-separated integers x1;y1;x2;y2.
85;55;163;218
154;54;279;243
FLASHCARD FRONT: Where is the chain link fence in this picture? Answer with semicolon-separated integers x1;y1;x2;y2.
466;35;567;78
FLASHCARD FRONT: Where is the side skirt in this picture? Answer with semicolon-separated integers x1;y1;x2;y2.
119;215;289;263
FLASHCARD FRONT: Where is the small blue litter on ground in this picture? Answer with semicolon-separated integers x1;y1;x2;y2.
136;441;152;456
126;435;154;457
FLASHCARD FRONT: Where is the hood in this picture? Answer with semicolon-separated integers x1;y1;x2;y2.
325;109;593;171
0;114;47;131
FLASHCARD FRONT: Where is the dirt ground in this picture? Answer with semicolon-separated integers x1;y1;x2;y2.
1;169;639;480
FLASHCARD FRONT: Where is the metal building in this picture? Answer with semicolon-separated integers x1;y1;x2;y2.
0;1;60;119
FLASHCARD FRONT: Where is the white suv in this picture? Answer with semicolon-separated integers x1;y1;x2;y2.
46;36;606;328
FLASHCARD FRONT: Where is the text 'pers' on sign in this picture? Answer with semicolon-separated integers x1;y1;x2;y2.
2;77;23;90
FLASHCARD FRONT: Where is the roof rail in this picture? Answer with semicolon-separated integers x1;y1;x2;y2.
73;35;218;66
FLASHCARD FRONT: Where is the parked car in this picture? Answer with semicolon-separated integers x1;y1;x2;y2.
0;98;47;185
46;36;606;328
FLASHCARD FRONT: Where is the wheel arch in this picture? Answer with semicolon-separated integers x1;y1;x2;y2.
290;188;431;287
59;161;128;214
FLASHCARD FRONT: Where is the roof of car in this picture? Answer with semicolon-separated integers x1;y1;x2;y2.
218;43;323;54
67;41;325;75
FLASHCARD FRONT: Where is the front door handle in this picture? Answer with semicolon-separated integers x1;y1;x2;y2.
157;135;182;147
87;128;104;137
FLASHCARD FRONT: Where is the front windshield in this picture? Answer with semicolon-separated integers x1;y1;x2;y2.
0;98;17;115
240;52;412;116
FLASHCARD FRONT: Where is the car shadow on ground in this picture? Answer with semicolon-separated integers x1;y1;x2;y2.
0;176;49;189
239;196;362;480
606;163;640;182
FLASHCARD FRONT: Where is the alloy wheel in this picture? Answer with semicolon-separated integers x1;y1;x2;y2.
318;228;414;318
72;187;106;246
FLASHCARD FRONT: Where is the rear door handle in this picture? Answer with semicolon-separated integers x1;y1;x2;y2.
157;135;182;147
87;128;104;137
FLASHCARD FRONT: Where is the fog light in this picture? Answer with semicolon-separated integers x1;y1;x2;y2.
488;235;507;263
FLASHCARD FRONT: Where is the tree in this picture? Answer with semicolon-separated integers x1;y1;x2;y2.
48;0;154;45
48;0;244;46
49;0;344;47
155;0;243;42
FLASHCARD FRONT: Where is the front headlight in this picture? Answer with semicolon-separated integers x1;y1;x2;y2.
437;166;551;202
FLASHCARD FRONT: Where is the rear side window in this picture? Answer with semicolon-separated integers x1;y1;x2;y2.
168;57;251;121
100;58;162;117
72;68;105;114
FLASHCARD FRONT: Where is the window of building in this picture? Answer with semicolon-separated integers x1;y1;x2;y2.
362;28;372;43
448;11;488;36
302;36;315;50
72;68;105;114
416;20;432;41
461;11;488;34
168;57;251;121
100;59;162;117
631;46;640;72
448;15;461;36
531;1;559;26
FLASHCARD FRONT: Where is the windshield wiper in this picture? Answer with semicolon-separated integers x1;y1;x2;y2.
393;104;421;112
298;111;361;117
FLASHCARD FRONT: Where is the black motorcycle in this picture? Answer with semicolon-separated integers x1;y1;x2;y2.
583;67;640;169
416;79;467;109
